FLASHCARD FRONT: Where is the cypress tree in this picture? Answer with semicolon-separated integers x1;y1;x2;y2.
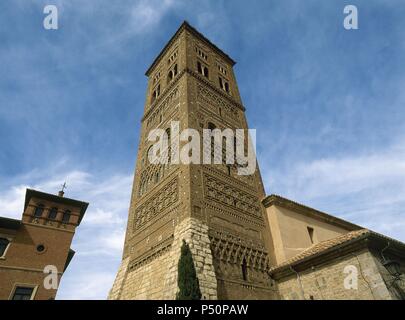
176;240;202;300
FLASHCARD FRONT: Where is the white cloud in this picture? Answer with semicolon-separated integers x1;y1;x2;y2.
58;271;117;300
129;0;176;34
264;138;405;242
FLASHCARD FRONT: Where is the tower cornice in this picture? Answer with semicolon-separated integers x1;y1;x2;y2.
145;20;236;77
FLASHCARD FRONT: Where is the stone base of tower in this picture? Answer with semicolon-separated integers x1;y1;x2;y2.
108;217;217;300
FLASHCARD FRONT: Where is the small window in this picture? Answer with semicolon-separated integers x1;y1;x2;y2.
241;258;248;281
151;84;161;104
203;67;209;78
219;76;230;93
197;62;209;78
34;204;44;217
197;61;203;74
207;122;216;130
48;208;58;220
307;227;315;244
167;70;173;83
62;210;71;223
0;238;10;257
11;287;35;300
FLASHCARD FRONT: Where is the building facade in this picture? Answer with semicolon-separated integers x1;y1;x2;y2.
262;195;405;300
0;189;88;300
109;21;405;300
109;21;277;300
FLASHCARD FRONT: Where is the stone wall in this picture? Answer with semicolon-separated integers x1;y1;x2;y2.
275;249;394;300
108;217;217;300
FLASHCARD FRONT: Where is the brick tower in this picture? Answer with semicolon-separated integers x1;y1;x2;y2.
109;21;277;300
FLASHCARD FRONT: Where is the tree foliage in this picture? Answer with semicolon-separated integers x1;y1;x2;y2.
176;240;202;300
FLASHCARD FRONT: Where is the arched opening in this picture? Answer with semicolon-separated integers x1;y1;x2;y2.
165;128;171;164
203;67;209;78
167;70;173;83
242;258;248;281
197;61;202;74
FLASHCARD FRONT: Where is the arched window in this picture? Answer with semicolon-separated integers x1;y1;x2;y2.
167;70;173;83
34;204;44;217
0;238;10;257
241;258;248;281
219;77;224;89
165;128;171;164
207;123;216;161
174;64;178;76
48;207;58;220
197;61;203;74
146;145;154;165
203;67;209;78
62;210;71;223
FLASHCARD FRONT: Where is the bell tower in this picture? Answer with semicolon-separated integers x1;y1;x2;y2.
109;21;277;300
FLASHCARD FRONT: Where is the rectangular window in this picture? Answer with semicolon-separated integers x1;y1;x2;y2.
48;208;58;220
34;205;44;217
11;287;35;300
62;211;71;223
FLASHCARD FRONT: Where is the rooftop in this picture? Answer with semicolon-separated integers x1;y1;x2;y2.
0;216;21;230
269;228;405;274
24;189;89;224
145;20;236;76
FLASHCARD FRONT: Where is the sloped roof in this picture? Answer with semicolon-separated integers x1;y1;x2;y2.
0;216;21;230
269;229;405;274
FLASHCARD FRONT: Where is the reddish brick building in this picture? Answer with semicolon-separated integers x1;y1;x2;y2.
0;189;88;300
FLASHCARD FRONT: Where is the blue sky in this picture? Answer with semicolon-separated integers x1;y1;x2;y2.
1;0;405;299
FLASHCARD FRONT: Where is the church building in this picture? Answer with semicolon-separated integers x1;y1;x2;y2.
108;21;404;300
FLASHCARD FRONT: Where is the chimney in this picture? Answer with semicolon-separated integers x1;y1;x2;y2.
58;182;67;197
